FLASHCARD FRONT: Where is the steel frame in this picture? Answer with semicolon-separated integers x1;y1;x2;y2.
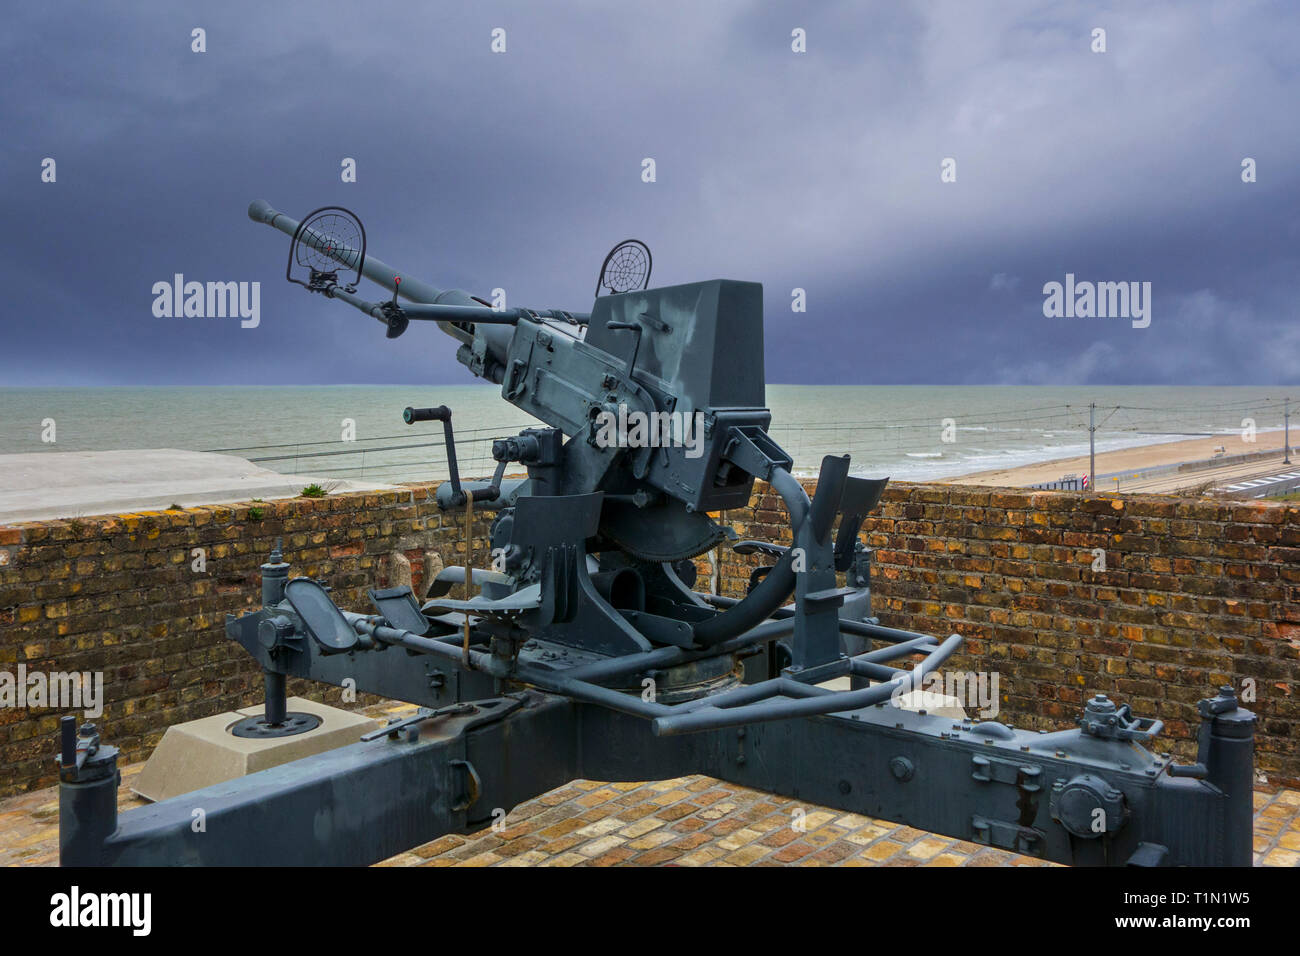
60;682;1253;867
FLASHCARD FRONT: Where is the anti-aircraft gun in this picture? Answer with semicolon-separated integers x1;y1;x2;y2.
56;202;1256;867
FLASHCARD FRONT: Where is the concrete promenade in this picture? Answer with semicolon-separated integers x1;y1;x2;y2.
0;449;395;523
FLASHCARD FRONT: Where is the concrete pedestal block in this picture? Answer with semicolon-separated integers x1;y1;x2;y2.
132;697;380;802
890;687;969;720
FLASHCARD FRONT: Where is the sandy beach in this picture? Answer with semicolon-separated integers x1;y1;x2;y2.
948;432;1288;490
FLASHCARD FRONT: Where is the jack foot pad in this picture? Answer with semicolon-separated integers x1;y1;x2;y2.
230;712;323;739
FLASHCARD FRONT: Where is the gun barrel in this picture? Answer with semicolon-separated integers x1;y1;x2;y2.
248;200;450;304
249;199;506;355
249;200;594;387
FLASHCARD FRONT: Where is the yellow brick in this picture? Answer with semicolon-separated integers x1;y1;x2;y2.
845;823;896;845
833;814;872;829
717;827;763;851
579;835;626;857
906;837;951;860
723;844;770;866
1263;848;1300;867
799;810;836;829
628;830;675;851
649;788;691;805
862;840;906;862
575;787;619;807
619;817;666;839
575;817;626;838
805;825;848;847
500;850;550;867
678;847;725;866
540;851;588;867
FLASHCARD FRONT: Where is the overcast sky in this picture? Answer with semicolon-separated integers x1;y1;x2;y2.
2;0;1297;386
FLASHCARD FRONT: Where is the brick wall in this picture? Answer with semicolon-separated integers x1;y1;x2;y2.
0;487;493;796
1;480;1296;797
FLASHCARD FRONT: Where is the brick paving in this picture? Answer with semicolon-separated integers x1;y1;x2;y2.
3;703;1297;867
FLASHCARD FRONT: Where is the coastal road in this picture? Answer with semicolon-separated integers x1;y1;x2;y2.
1095;453;1295;495
1215;467;1300;499
949;434;1290;493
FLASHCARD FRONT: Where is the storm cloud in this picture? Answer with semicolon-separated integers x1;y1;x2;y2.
2;0;1297;386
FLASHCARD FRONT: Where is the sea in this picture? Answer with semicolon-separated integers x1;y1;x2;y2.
0;385;1291;485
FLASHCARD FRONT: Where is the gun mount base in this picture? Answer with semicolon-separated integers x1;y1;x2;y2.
58;685;1254;867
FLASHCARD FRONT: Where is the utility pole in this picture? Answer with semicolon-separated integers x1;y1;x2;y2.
1089;402;1096;492
1286;398;1292;466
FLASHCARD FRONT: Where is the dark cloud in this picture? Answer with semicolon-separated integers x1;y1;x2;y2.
1;0;1296;386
